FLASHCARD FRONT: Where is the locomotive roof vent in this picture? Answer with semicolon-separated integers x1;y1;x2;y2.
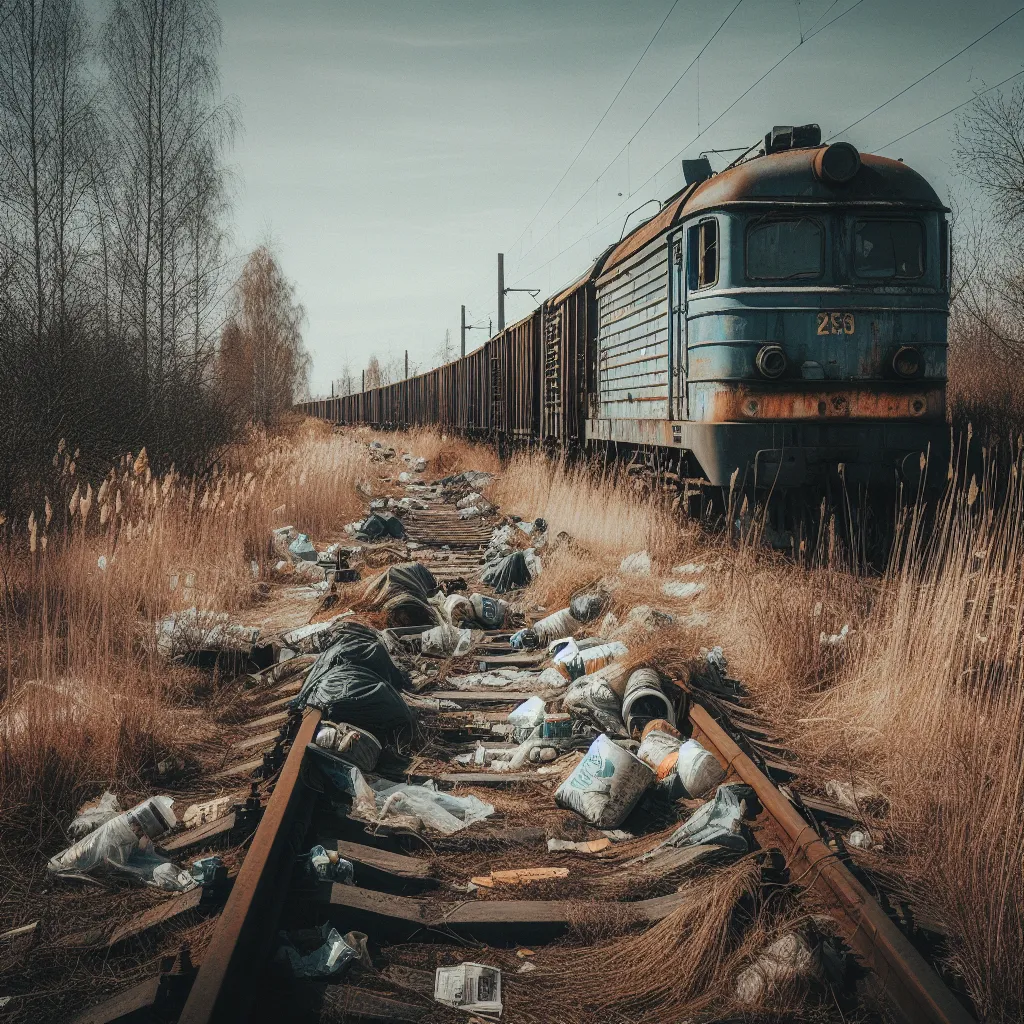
764;123;821;154
812;141;861;184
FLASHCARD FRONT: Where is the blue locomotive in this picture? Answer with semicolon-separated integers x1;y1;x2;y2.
304;125;949;503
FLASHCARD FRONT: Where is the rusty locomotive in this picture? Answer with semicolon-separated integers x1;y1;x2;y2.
302;125;949;505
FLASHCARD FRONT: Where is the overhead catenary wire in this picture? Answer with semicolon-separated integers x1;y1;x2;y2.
509;0;867;289
875;68;1024;152
505;0;683;261
509;0;747;273
826;6;1024;142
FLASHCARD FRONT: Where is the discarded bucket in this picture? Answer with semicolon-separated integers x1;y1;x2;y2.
621;668;674;736
676;738;726;798
554;734;653;828
637;719;683;779
314;722;382;773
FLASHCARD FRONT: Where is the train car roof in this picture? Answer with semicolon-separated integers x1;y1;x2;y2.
600;147;944;276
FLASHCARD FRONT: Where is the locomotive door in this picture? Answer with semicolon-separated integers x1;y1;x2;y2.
670;232;688;420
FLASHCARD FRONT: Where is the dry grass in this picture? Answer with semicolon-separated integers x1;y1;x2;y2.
487;444;1024;1021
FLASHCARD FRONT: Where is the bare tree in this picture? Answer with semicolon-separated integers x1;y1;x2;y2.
953;85;1024;363
100;0;237;401
219;245;308;428
364;355;383;390
0;0;95;343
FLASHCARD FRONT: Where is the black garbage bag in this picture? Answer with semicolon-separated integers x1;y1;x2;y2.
304;623;410;692
361;562;441;627
481;551;532;594
291;662;413;740
355;513;406;542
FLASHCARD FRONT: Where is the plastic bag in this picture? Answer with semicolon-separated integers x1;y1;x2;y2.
507;696;546;741
369;776;494;834
553;640;628;681
563;674;628;737
481;551;532;593
354;512;406;542
48;796;195;891
554;734;653;828
297;664;412;740
533;608;580;644
421;625;477;657
667;783;749;852
619;550;651;575
275;923;363;978
509;628;539;650
288;533;317;562
305;845;355;884
300;622;410;694
569;592;605;622
456;492;481;509
68;790;121;840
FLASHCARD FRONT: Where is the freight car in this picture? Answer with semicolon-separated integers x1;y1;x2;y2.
303;125;949;505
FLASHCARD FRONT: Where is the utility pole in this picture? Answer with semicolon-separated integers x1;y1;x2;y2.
497;253;505;332
331;380;335;398
460;304;466;357
361;369;365;392
404;350;409;379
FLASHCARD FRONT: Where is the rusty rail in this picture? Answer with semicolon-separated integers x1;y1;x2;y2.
178;708;322;1024
689;703;974;1024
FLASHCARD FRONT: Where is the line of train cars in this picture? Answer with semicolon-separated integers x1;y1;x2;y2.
303;125;950;507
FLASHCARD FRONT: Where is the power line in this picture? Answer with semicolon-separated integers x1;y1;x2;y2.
826;6;1024;141
804;0;841;37
509;0;864;290
505;0;682;260
510;0;747;273
876;68;1024;152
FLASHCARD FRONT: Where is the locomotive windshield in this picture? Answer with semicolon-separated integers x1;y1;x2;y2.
854;219;924;279
746;217;823;280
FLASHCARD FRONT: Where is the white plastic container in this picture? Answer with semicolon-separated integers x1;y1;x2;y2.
676;738;726;798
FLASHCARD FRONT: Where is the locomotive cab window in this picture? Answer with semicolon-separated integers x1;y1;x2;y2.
688;218;718;290
854;220;924;279
746;217;823;280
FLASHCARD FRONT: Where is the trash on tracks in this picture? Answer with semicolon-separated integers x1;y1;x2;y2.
304;845;355;884
361;561;440;625
554;733;653;828
314;720;383;772
481;549;541;593
421;624;481;658
735;931;822;1004
638;721;726;798
154;607;265;667
274;923;368;978
347;511;407;542
434;962;502;1018
666;783;750;852
47;795;196;892
68;790;121;839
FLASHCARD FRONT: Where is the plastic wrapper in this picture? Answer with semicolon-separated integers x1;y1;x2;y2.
554;734;652;828
569;592;605;622
532;608;580;644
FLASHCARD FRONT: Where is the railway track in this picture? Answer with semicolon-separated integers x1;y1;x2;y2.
73;468;975;1024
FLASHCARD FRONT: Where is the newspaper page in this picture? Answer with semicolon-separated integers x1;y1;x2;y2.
434;962;502;1017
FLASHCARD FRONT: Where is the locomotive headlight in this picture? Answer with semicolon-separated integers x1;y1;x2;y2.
755;344;787;379
813;142;861;184
892;346;923;378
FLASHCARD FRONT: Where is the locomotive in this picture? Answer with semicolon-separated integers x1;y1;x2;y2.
303;125;949;507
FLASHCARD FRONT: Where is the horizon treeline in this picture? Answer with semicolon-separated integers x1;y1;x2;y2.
0;0;251;518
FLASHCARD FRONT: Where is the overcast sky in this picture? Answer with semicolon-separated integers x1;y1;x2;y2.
215;0;1024;394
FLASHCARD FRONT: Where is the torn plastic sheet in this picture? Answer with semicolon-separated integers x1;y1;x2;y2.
667;783;750;852
316;760;494;835
300;622;410;694
287;533;317;562
291;662;413;740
